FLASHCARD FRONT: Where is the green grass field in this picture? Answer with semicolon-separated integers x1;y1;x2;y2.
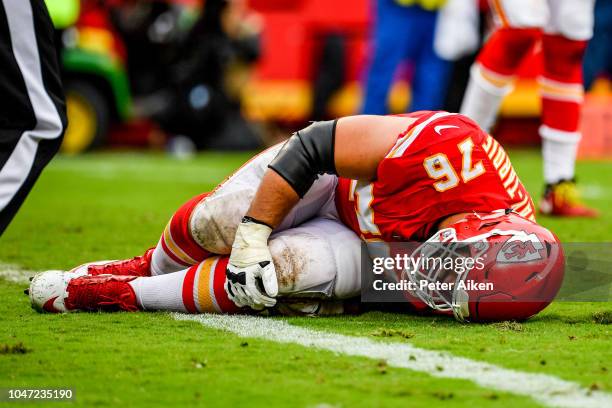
0;150;610;407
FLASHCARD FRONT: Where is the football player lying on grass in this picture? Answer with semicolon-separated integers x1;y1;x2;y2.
28;111;564;322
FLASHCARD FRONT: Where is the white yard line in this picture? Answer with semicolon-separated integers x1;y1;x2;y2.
174;313;612;408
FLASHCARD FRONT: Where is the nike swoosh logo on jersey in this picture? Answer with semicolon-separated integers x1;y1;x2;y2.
43;296;59;313
434;125;459;135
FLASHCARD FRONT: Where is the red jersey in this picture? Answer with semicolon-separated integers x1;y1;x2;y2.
335;111;535;242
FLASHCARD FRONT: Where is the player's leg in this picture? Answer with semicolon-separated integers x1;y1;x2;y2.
86;192;212;277
460;0;547;131
409;9;452;111
30;219;364;314
186;149;338;256
132;218;362;314
87;145;338;277
131;256;237;313
361;0;412;115
539;0;598;217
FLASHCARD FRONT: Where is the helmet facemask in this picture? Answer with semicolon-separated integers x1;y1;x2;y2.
403;227;490;322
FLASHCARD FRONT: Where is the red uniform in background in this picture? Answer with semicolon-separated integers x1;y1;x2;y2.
336;111;535;242
460;0;597;218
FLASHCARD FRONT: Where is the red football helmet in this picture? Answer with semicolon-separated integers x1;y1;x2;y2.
404;209;565;322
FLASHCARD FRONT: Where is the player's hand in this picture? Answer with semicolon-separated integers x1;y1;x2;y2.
225;216;278;310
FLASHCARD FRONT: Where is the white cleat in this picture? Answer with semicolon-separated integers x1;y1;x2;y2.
29;270;86;313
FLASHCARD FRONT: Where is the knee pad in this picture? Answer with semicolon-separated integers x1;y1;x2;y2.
477;27;541;75
190;187;256;254
189;145;283;254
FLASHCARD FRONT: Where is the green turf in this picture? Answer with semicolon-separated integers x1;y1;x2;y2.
0;150;610;407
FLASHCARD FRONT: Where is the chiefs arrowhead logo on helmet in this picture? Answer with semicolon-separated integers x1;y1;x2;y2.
497;233;545;264
405;210;564;323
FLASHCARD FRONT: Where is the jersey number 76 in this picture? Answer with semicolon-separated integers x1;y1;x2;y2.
423;138;485;192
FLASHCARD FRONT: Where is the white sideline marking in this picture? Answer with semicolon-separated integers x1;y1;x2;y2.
174;313;612;408
0;263;33;284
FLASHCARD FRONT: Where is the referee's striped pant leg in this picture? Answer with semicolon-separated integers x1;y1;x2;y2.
0;0;67;235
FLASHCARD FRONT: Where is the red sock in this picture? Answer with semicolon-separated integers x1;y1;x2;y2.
152;193;213;275
181;256;239;314
129;256;239;313
539;34;588;132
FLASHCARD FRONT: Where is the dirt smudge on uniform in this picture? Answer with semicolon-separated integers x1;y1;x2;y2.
271;233;317;293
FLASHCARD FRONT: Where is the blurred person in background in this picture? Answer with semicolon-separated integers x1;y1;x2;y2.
583;0;612;90
376;0;486;113
433;0;483;111
361;0;452;114
0;0;67;235
460;0;598;218
126;0;262;150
